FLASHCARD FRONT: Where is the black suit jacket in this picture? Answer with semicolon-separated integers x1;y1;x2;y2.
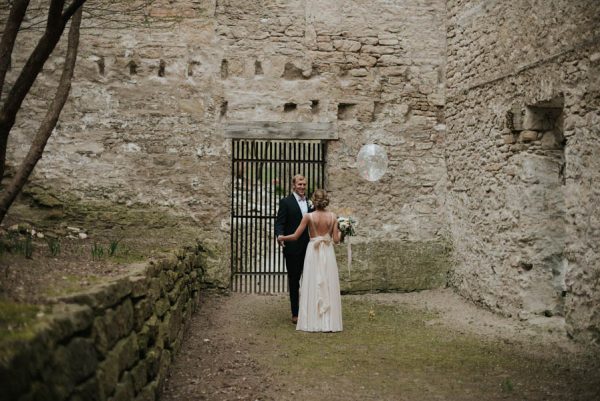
275;194;311;256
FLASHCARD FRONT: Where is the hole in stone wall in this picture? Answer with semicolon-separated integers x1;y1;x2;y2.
284;103;297;113
128;60;137;75
97;56;105;76
282;62;305;80
158;59;166;77
337;103;356;120
311;100;320;114
188;61;200;77
220;101;228;118
372;101;384;121
255;60;263;75
221;59;229;79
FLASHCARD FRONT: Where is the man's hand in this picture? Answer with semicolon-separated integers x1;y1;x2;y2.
277;236;285;248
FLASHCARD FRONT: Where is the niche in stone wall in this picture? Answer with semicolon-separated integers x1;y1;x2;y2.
284;103;297;113
158;59;166;77
337;103;357;120
188;61;200;77
220;101;228;119
311;100;320;114
255;60;263;75
127;60;137;75
221;59;229;79
508;96;567;318
97;56;105;76
282;62;306;80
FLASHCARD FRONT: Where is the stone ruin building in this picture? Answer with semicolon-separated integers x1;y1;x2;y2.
5;0;600;345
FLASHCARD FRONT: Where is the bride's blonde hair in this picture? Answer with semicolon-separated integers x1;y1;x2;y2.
311;189;329;210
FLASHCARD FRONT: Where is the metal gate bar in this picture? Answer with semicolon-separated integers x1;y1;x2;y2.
231;139;326;293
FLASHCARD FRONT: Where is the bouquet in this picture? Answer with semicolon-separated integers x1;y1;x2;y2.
337;216;357;241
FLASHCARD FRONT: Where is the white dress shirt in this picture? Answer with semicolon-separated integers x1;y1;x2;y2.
293;192;308;215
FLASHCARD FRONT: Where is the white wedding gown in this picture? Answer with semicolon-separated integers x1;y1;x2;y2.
296;212;343;332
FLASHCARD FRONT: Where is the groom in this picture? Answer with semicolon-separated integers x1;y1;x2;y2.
275;174;312;324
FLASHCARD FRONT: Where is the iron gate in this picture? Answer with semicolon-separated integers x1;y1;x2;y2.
231;139;326;293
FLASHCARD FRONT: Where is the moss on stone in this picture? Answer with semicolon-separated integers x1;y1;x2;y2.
0;301;39;345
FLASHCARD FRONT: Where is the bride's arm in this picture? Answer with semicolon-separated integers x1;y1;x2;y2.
278;214;309;242
332;213;341;244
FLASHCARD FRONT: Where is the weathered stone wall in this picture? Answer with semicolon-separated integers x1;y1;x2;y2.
0;248;204;401
5;0;450;290
445;0;600;343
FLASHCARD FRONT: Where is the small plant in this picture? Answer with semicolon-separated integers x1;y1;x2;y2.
10;233;34;259
501;378;514;393
46;237;61;257
108;239;121;257
91;242;104;260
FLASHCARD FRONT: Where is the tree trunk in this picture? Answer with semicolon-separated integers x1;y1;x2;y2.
0;0;30;102
0;0;85;182
0;7;83;223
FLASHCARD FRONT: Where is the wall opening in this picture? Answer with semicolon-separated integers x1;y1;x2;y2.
220;59;229;79
255;60;263;75
97;56;105;76
158;59;166;77
128;60;137;75
283;103;297;113
337;103;356;120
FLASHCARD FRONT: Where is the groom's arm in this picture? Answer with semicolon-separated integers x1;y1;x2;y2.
274;198;287;237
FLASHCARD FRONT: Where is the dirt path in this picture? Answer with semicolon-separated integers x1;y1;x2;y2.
161;289;600;401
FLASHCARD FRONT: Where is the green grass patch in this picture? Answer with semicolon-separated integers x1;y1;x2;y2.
248;296;595;400
0;301;39;343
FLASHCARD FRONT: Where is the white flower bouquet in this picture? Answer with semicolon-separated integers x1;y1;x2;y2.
337;216;357;241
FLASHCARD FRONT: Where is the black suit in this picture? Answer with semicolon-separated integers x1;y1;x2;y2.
275;194;311;317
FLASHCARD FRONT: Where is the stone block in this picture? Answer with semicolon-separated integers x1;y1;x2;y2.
108;372;134;401
58;279;132;311
134;381;157;401
137;315;159;354
159;270;178;293
48;304;95;344
97;334;139;397
519;130;539;142
134;299;153;331
130;360;148;395
68;376;105;401
146;278;162;302
40;337;98;399
332;39;362;52
92;299;134;354
129;275;149;298
154;298;170;318
540;130;564;149
503;134;516;144
157;349;171;389
350;68;369;77
145;350;161;380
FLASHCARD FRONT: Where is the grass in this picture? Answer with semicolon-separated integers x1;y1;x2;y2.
0;301;39;343
247;296;599;401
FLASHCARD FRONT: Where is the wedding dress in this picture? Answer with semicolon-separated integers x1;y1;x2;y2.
296;212;343;332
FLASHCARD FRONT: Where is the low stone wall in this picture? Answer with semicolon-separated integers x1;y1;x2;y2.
0;247;205;401
336;240;452;293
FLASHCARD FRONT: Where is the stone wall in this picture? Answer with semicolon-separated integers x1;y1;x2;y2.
5;0;450;291
445;0;600;343
0;247;205;401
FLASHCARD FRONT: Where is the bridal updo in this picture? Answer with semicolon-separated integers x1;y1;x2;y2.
311;189;329;210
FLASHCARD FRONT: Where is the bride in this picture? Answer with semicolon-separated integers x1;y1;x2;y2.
277;189;343;332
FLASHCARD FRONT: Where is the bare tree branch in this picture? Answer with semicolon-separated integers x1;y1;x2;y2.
0;6;83;222
0;0;30;102
0;0;87;181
